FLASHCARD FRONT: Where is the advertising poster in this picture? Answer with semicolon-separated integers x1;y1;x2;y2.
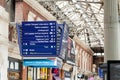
98;68;103;78
66;37;75;63
52;68;59;76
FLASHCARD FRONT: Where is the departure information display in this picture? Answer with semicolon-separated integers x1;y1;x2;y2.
21;21;57;56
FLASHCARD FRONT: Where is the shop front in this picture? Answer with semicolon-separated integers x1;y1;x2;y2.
8;57;22;80
27;67;49;80
23;57;63;80
27;67;64;80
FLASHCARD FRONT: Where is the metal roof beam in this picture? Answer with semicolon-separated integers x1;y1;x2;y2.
76;0;103;4
72;1;103;46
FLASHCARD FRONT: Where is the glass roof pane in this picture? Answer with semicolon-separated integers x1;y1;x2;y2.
38;0;104;48
56;1;68;8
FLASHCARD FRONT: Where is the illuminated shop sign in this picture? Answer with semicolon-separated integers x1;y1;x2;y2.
23;59;56;67
23;57;63;68
21;21;57;57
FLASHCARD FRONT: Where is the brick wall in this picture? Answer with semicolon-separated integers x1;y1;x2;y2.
15;1;23;22
75;42;93;72
0;0;5;7
15;1;47;22
23;2;47;21
22;67;27;80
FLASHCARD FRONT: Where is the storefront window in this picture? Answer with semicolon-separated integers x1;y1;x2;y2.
15;62;19;70
8;57;22;80
10;62;14;70
37;68;40;79
39;68;48;79
33;68;37;80
27;68;48;80
8;61;9;69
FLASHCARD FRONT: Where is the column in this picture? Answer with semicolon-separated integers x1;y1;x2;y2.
104;0;120;61
84;52;86;71
0;6;9;80
80;49;83;71
88;54;90;71
0;41;8;80
75;45;78;80
86;53;88;71
79;48;82;70
82;51;85;71
90;55;92;71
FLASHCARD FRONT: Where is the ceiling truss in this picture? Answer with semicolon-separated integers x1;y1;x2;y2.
36;0;120;53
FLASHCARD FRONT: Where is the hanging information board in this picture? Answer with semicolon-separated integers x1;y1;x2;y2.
59;23;69;59
21;21;57;57
56;24;64;58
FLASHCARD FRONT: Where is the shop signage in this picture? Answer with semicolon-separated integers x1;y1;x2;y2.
64;71;71;78
107;60;120;80
23;59;56;67
98;68;103;78
21;21;57;57
23;57;63;68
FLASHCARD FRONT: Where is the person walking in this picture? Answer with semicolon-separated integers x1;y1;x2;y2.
88;74;94;80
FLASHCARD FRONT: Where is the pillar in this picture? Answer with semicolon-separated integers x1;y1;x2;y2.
104;0;120;62
0;6;9;80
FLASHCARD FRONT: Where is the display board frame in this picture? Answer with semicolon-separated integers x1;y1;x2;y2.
17;21;59;57
107;60;120;80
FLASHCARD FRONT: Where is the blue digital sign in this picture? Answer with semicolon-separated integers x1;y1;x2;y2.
21;21;57;57
23;59;57;67
23;57;63;68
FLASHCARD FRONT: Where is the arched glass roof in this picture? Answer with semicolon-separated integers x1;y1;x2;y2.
36;0;120;52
